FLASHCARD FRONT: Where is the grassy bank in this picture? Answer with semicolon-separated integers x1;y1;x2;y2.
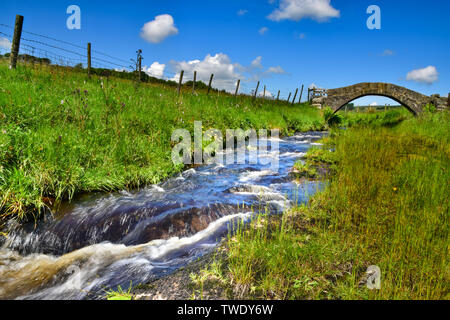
0;61;325;223
196;112;449;300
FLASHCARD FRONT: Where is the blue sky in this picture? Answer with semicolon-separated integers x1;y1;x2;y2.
1;0;449;105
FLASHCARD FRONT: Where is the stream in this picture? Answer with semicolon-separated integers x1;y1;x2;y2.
0;132;325;300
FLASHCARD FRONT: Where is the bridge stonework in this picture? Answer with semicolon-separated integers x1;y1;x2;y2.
314;82;448;115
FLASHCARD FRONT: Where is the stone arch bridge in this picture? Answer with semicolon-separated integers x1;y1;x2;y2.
310;82;449;115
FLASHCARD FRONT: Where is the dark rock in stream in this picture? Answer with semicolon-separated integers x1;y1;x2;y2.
3;202;243;256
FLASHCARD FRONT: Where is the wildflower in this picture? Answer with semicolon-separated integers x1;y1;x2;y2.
1;129;6;134
393;187;398;192
61;100;64;105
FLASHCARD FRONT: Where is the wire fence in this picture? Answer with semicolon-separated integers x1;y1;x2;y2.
0;22;131;70
0;20;305;102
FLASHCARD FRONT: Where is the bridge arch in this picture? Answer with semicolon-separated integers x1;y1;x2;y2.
332;93;418;115
320;83;446;115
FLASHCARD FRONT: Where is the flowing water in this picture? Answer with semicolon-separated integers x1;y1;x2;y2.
0;132;325;300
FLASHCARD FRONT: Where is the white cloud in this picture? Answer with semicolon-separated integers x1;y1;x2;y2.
268;0;340;22
259;27;269;35
237;9;248;16
169;53;242;91
140;14;178;44
0;37;11;50
266;66;286;74
144;61;166;78
382;49;394;56
370;102;378;106
309;83;318;89
251;56;263;69
258;89;273;98
406;66;439;84
169;54;288;92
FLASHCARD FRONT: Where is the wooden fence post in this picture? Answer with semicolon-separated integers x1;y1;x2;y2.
447;93;450;110
235;79;240;97
192;71;197;94
10;15;24;69
253;81;260;99
138;55;142;82
263;85;266;99
276;90;280;101
287;92;292;103
292;88;298;105
299;85;304;103
87;43;91;78
207;74;214;95
177;70;184;95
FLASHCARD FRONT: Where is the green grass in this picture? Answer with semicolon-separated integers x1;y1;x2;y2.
0;61;324;224
203;111;449;300
105;283;134;301
338;107;412;127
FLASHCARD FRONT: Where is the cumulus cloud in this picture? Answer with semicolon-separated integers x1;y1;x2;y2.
140;14;178;44
370;102;378;106
259;27;269;35
0;37;11;50
406;66;439;84
169;53;241;91
268;0;340;22
169;53;288;92
144;61;166;78
237;9;248;16
309;83;318;89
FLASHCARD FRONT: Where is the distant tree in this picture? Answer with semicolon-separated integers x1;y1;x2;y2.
344;103;355;111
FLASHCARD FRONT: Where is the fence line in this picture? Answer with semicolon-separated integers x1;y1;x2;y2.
1;15;308;103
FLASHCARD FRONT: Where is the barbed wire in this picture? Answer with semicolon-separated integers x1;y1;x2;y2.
20;44;85;67
0;23;14;30
1;22;132;68
0;23;85;50
91;49;132;65
0;31;13;39
1;22;300;100
20;36;86;57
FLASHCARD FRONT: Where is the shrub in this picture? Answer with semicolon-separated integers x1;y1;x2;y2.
323;107;343;128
